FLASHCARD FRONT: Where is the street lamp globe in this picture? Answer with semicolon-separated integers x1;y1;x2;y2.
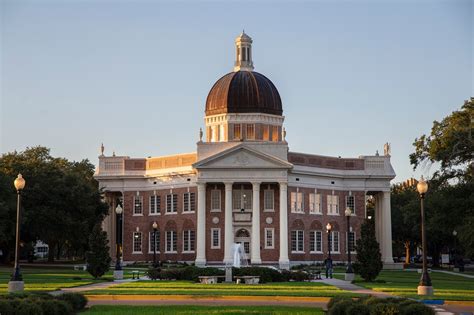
14;174;26;191
417;176;428;195
452;230;457;236
152;221;158;229
345;207;352;217
115;204;123;215
326;223;332;231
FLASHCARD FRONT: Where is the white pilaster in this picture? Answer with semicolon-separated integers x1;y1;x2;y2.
279;182;289;269
375;194;382;245
381;191;394;263
251;182;261;264
195;182;206;267
223;182;234;264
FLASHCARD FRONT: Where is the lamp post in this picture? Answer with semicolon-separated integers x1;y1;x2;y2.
326;223;332;259
152;221;158;268
8;174;26;293
114;203;123;280
452;230;458;269
345;207;355;281
417;176;433;295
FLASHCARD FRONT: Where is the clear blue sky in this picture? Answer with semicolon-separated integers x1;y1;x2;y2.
1;0;472;182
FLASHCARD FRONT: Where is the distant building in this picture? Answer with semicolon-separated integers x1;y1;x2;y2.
95;32;396;269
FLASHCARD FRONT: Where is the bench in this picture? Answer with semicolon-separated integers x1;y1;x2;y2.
131;270;140;279
198;276;225;284
73;265;86;271
313;271;322;280
235;276;260;284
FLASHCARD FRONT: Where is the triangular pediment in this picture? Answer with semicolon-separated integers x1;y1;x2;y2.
193;145;293;169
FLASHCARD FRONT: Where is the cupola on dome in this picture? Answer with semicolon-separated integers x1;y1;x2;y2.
205;32;283;117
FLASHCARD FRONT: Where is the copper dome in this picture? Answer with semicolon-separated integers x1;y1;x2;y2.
205;71;283;116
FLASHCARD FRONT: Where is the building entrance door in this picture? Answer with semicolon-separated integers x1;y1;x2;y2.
235;228;251;260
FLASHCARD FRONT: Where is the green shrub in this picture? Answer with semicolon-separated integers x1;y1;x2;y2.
328;300;354;315
369;303;399;315
400;303;435;315
53;300;73;315
0;300;15;315
146;267;161;280
233;267;284;283
354;219;383;281
289;270;310;282
347;303;371;315
57;292;88;311
15;300;44;315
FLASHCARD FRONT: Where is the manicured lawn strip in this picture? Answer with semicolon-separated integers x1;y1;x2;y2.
354;270;474;301
82;305;324;314
84;280;360;298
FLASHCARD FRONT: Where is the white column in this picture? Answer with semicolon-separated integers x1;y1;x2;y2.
251;182;261;264
223;182;234;264
279;182;289;269
195;183;206;267
375;193;382;245
381;191;394;264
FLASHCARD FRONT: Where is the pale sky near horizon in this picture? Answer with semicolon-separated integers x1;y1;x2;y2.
1;0;472;182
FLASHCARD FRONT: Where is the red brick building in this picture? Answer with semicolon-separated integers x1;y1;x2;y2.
95;32;396;270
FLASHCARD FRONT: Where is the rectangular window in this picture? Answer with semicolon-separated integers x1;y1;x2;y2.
149;230;160;253
310;231;322;253
291;230;304;253
265;228;274;249
272;126;279;142
348;231;356;253
290;191;304;213
211;189;221;212
263;125;270;141
327;195;339;215
346;195;355;214
149;195;160;215
166;231;177;253
211;228;221;249
183;192;195;213
233;190;252;211
264;189;274;211
183;230;195;252
133;196;143;215
330;231;340;253
246;124;255;140
166;194;178;213
133;232;142;253
234;124;241;140
309;193;321;214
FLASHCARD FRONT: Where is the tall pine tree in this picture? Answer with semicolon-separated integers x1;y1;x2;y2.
86;224;111;279
354;219;383;281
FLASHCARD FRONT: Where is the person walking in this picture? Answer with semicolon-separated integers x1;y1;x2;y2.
324;257;333;279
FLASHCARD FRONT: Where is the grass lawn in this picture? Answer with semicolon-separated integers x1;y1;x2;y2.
85;280;359;298
82;305;324;314
350;270;474;301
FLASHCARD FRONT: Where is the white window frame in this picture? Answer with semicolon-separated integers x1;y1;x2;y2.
347;231;356;254
211;228;221;249
264;228;274;249
291;230;304;253
233;189;252;211
309;193;322;214
327;194;339;215
165;230;177;253
264;189;274;212
183;192;195;213
148;230;160;253
330;231;340;253
310;230;323;253
290;191;304;213
132;232;142;253
182;230;195;253
166;193;178;214
345;195;355;215
133;195;143;216
210;189;221;212
149;195;160;215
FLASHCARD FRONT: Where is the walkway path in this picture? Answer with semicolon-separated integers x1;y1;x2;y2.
319;277;392;297
433;270;474;279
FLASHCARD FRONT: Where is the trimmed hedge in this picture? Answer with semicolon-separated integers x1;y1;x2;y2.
0;292;87;315
146;266;311;283
327;296;435;315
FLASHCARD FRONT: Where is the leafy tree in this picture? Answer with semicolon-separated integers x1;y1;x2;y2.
86;224;111;279
0;146;108;262
354;219;383;281
410;97;473;180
